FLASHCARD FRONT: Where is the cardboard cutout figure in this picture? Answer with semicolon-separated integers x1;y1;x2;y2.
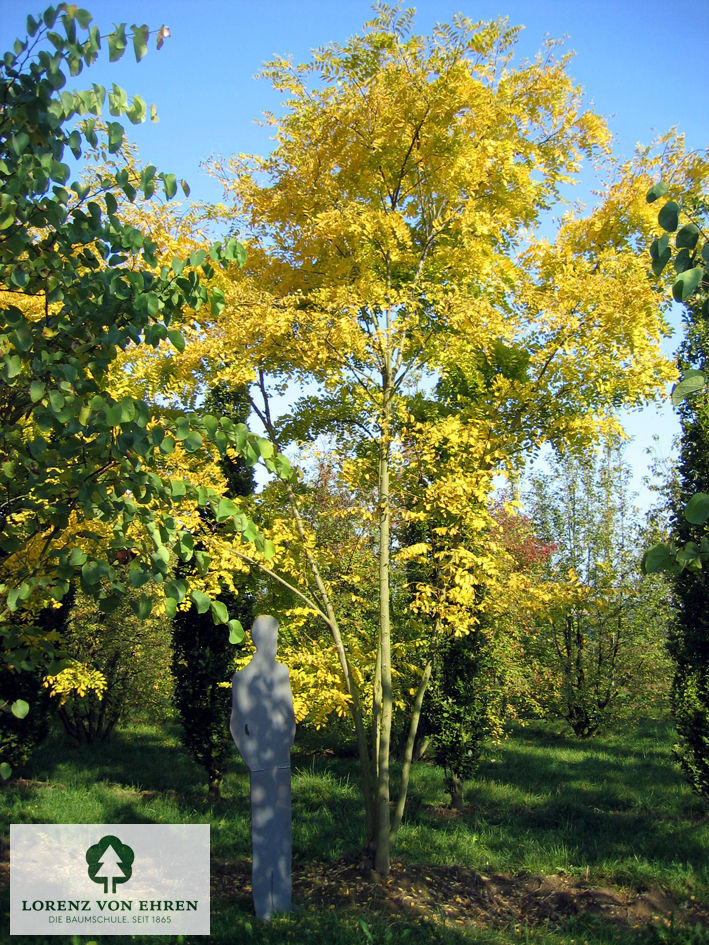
230;615;295;920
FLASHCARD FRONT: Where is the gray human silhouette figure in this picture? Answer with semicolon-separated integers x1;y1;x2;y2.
230;615;295;920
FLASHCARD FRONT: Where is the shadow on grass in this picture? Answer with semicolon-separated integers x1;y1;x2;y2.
403;717;709;885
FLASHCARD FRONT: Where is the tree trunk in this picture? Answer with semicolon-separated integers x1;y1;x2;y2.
447;773;464;811
374;363;393;876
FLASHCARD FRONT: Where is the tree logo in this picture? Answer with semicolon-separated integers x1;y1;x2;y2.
85;835;134;894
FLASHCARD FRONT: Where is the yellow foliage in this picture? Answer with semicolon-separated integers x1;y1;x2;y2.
44;661;107;705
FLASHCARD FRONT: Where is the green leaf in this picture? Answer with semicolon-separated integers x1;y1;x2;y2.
98;595;122;615
132;23;149;61
12;132;30;156
228;619;245;644
216;496;239;522
49;389;65;413
7;588;20;612
69;547;87;566
0;762;11;780
161;173;177;199
671;369;706;406
674;248;692;275
194;550;211;573
30;380;45;403
190;249;206;268
650;233;671;278
164;597;177;619
160;435;176;455
130;594;152;619
685;493;709;526
274;454;292;479
107;121;124;154
81;559;109;586
170;479;187;499
108;24;127;61
182;430;203;452
673;266;703;303
658;201;680;233
174;415;191;441
11;699;29;719
641;543;677;574
190;590;211;614
210;287;225;318
210;600;229;624
167;329;185;353
164;579;187;604
257;438;274;460
676;223;700;250
646;181;668;204
677;542;702;571
2;354;21;381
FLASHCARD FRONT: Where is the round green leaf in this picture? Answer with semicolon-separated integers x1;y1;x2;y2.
673;248;692;275
69;547;87;566
182;430;203;452
685;493;709;526
11;699;30;719
210;600;229;625
216;496;239;522
0;762;11;780
676;223;700;250
658;201;680;232
671;370;706;406
642;543;677;574
107;121;124;154
646;181;669;204
30;380;45;403
130;594;153;619
167;329;185;353
228;619;245;644
673;266;703;303
190;590;211;614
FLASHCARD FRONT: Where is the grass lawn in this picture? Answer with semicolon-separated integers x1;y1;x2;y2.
1;713;707;944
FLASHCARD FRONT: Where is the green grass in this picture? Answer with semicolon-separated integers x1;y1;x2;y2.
397;718;708;901
1;714;707;945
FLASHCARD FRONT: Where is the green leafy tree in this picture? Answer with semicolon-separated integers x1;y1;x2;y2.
642;180;709;799
419;628;491;810
0;602;69;775
0;6;284;774
526;444;673;737
51;578;173;743
172;385;255;799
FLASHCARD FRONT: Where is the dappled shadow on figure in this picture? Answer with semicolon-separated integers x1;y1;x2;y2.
230;615;295;920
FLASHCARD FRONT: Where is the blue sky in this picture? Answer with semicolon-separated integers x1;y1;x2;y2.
1;0;707;506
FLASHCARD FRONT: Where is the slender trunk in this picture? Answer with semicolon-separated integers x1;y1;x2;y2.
285;482;376;838
448;773;464;811
248;382;376;841
372;632;382;821
375;419;392;875
390;657;432;840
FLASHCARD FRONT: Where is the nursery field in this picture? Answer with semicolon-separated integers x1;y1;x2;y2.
2;714;707;945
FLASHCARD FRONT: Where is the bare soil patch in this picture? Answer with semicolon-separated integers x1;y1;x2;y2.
212;855;708;932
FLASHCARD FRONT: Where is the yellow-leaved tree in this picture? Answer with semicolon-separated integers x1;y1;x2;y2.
189;7;688;874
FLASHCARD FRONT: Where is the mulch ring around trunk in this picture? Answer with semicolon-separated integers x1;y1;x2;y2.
211;855;708;932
